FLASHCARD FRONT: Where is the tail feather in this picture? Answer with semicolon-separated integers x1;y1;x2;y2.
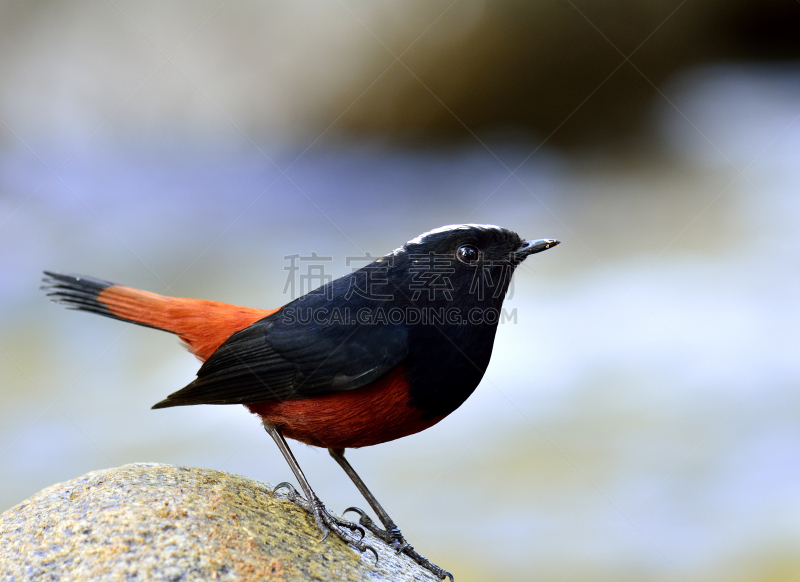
42;271;277;362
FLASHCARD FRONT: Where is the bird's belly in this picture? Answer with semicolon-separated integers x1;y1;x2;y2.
246;365;444;449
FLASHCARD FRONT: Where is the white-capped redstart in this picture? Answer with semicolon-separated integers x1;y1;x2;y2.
43;224;559;580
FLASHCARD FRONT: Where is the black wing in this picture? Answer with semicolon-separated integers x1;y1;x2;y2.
152;305;408;408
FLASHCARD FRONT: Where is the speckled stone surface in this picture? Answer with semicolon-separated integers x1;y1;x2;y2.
0;463;438;582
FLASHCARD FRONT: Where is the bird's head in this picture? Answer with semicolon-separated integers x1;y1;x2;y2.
385;224;559;307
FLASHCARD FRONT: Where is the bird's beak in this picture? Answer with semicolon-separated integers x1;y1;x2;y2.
513;238;560;261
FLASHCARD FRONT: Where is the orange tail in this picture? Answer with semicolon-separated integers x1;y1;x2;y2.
42;272;277;362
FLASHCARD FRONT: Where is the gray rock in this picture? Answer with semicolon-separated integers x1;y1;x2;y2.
0;463;440;581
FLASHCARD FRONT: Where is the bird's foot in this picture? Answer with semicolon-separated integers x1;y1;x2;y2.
274;483;377;561
344;506;453;581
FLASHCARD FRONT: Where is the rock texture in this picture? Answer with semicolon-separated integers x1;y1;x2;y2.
0;463;439;582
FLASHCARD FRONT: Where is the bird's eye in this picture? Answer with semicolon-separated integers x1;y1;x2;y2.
456;245;480;264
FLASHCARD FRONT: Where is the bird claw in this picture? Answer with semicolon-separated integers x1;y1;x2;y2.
274;485;376;562
344;506;403;549
274;482;309;508
331;513;367;540
276;487;447;578
363;543;379;564
343;506;386;539
343;506;451;580
343;506;371;525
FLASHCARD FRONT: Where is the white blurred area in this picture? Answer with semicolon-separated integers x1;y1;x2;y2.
0;0;486;150
2;3;800;582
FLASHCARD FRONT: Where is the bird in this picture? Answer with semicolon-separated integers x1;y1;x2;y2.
41;224;559;580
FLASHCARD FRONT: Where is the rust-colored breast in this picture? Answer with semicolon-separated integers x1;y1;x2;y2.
246;365;444;449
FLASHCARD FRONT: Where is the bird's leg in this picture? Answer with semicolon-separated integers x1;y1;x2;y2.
263;423;375;560
327;448;402;545
329;448;453;581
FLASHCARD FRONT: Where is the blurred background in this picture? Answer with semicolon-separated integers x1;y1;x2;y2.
2;1;800;580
